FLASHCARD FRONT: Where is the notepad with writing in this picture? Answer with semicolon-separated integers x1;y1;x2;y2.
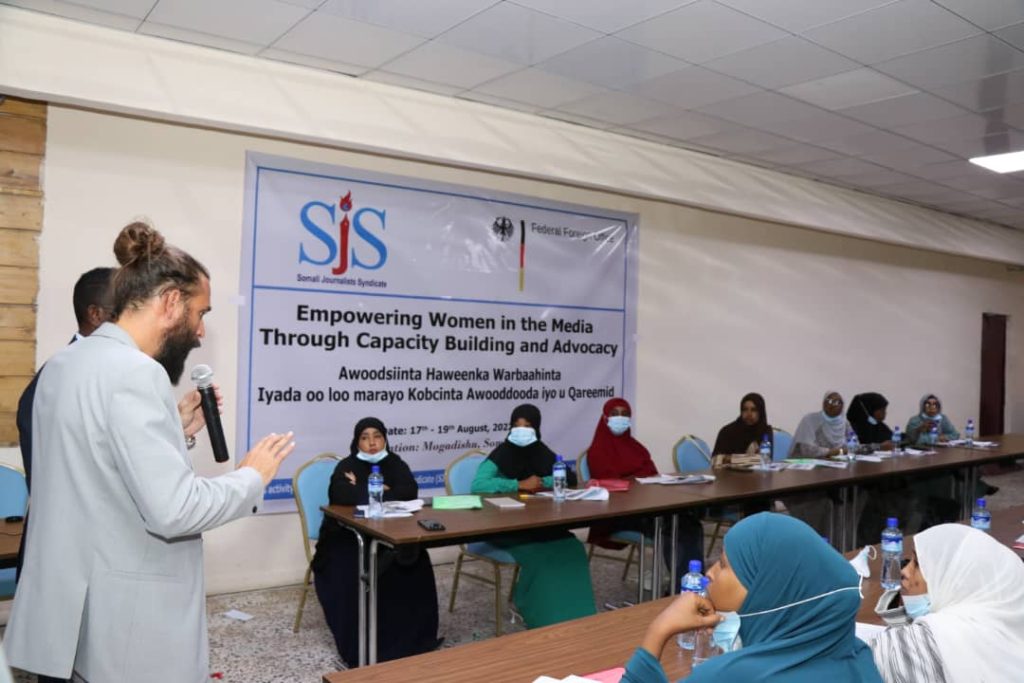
486;496;525;509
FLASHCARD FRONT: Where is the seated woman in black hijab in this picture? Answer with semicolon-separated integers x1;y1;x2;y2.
312;417;439;666
847;393;895;451
712;392;774;465
471;403;597;628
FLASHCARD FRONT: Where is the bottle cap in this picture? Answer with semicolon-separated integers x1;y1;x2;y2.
371;465;380;473
688;559;702;573
976;498;986;508
886;517;898;527
555;454;564;462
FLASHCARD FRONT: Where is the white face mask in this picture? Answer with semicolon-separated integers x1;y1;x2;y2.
508;426;537;447
607;416;631;435
849;545;877;578
356;449;388;464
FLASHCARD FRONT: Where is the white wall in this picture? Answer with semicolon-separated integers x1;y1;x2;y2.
4;104;1022;594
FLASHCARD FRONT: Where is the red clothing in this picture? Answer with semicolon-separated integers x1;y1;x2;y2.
586;398;658;479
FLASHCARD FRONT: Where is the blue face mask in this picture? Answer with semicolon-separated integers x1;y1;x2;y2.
607;416;631;435
903;593;931;620
822;411;844;425
508;427;537;447
712;611;741;652
867;415;878;426
356;450;388;464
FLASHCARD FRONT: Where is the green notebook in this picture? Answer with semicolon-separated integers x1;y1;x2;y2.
431;495;483;510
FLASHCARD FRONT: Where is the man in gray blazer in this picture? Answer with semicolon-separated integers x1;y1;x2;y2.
4;222;296;682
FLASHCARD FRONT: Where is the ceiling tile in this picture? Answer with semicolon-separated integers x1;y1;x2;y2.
795;157;892;178
536;36;688;89
779;68;917;111
361;71;466;96
894;112;1014;145
625;111;741;141
756;111;878;144
933;0;1024;31
714;0;893;33
940;175;1024;199
686;127;798;155
858;144;959;171
626;66;761;109
436;2;600;65
702;36;858;90
379;41;522;89
813;129;919;156
456;91;542;113
140;21;263;54
874;34;1024;89
834;169;921;188
33;0;154;18
539;109;617;130
319;0;495;38
616;0;787;64
743;143;842;165
512;0;696;33
697;91;825;126
877;180;963;200
147;0;311;45
928;69;1024;112
472;68;607;109
994;22;1024;51
838;91;969;127
260;47;369;76
2;0;144;29
803;0;981;64
556;91;681;126
273;11;423;69
931;131;1024;158
909;159;991;180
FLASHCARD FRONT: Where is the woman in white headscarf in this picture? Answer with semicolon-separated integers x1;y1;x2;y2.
782;392;852;536
871;524;1024;683
789;391;850;457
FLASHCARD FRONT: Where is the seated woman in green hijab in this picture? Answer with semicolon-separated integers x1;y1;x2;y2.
471;403;596;628
623;513;881;682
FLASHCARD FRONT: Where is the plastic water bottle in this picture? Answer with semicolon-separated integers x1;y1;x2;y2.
846;430;860;459
965;419;975;448
892;426;902;455
367;465;384;519
880;517;903;590
971;498;991;532
677;560;704;650
693;577;718;665
759;435;771;469
552;455;567;502
928;421;939;447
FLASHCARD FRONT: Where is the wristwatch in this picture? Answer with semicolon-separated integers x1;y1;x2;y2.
185;434;197;450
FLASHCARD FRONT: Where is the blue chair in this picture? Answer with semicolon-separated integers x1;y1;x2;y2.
673;435;712;472
773;429;793;461
1;464;28;600
291;453;341;632
446;450;519;636
577;451;591;483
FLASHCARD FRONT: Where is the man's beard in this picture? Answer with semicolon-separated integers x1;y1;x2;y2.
155;316;200;385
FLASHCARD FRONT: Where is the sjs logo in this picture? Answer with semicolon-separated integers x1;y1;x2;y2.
299;191;387;274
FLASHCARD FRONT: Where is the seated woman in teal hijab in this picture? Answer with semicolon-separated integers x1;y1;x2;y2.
623;513;881;683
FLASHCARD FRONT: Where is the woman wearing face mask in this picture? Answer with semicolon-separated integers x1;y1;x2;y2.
623;513;881;683
905;394;959;447
783;391;853;536
847;393;895;451
870;524;1024;683
585;398;704;583
311;417;440;666
471;403;596;627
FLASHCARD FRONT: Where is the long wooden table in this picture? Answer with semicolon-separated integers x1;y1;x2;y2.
324;505;1024;683
323;435;1024;666
0;518;24;569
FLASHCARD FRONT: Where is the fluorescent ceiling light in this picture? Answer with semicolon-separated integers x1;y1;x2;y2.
969;150;1024;173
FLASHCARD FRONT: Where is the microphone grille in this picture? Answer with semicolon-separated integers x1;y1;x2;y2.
190;364;214;387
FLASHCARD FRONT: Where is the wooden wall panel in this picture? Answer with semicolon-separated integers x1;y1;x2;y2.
0;95;44;446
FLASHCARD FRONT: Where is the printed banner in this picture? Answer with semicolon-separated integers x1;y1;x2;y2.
238;153;638;512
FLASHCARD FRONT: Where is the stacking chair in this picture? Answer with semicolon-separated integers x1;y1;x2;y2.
0;464;28;600
773;429;793;461
291;453;341;632
445;450;519;636
672;434;738;556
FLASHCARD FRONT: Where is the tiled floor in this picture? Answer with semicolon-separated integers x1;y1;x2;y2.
5;466;1023;682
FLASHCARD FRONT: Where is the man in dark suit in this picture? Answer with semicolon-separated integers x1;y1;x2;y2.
14;266;113;683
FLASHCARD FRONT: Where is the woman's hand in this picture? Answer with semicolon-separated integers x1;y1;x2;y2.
880;440;895;451
518;475;543;493
640;592;723;659
344;471;356;485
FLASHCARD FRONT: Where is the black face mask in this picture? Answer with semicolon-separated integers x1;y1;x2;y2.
155;314;199;385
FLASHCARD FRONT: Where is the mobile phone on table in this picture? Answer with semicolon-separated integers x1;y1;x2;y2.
418;519;446;531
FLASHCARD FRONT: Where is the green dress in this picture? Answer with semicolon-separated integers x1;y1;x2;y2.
470;459;597;628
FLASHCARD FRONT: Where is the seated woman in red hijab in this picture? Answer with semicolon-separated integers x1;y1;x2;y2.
586;398;704;583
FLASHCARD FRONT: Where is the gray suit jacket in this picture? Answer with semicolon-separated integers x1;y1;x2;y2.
4;323;264;682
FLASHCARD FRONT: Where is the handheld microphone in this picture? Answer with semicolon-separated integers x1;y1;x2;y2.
189;364;229;463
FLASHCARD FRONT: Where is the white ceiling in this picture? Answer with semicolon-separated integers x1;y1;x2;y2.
9;0;1024;231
